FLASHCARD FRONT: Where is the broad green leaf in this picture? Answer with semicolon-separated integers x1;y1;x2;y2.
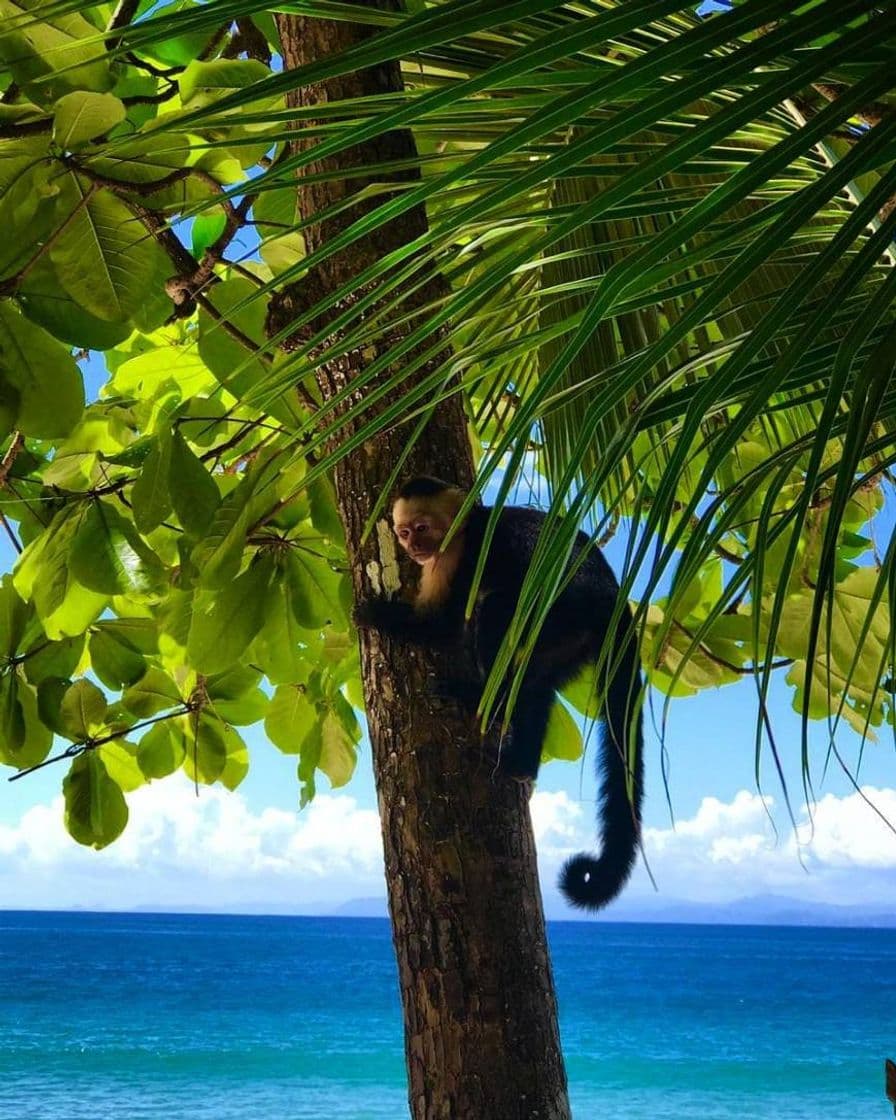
15;510;108;639
191;468;262;589
0;137;57;280
560;663;601;720
644;602;736;698
122;666;182;719
58;678;107;741
264;683;317;755
170;429;220;536
181;712;227;785
0;575;29;658
211;688;268;726
179;59;271;105
319;694;359;788
219;723;249;791
50;173;166;323
286;550;344;630
15;680;53;769
308;474;344;545
37;676;72;737
89;628;147;689
191;211;227;259
157;590;192;666
63;753;128;850
253;187;305;273
298;722;321;809
19;255;132;349
84;132;191;185
132;430;173;534
177;396;228;448
138;0;217;68
53;91;125;151
99;741;145;792
0;1;113;103
250;579;310;685
197;280;302;428
541;700;583;764
187;556;275;674
0;672;25;757
0;303;84;438
70;502;165;597
778;568;891;734
137;720;185;779
197;278;269;396
111;346;213;401
204;665;263;701
95;618;158;654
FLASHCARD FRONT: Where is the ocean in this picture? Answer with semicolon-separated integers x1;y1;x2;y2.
0;911;893;1120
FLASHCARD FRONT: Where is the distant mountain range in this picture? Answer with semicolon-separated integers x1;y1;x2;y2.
564;892;896;928
330;893;896;928
49;893;896;928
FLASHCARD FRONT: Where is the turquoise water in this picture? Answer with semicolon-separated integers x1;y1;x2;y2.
1;911;893;1119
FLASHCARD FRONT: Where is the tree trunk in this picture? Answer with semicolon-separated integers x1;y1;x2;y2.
271;6;572;1119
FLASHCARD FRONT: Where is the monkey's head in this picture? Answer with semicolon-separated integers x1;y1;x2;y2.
392;476;466;566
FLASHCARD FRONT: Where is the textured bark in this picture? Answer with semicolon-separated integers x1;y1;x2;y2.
272;6;572;1118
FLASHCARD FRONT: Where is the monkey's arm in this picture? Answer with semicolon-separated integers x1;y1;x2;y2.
353;598;458;646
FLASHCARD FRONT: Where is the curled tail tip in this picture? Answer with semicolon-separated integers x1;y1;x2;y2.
559;850;637;912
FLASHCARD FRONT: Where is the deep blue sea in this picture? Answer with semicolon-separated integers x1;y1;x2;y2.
0;912;893;1120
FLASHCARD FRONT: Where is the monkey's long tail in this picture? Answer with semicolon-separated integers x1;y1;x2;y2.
558;626;643;911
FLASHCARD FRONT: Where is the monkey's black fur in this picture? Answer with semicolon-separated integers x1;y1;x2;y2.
355;477;643;911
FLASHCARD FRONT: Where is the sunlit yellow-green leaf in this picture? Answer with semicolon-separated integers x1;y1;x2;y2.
50;173;167;323
99;741;145;792
265;682;317;755
53;91;126;151
541;700;583;764
0;303;84;438
58;678;107;741
137;720;186;779
63;752;128;850
187;555;275;673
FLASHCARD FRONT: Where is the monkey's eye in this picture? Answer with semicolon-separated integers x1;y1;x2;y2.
414;523;429;533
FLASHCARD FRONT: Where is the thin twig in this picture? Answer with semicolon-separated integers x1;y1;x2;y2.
0;516;21;554
193;291;272;360
0;432;24;487
105;0;141;49
8;706;192;782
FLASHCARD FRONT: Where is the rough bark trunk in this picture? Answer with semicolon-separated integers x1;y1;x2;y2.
271;6;572;1119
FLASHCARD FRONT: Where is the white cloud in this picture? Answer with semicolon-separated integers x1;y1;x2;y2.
533;786;896;909
1;780;894;914
0;776;385;911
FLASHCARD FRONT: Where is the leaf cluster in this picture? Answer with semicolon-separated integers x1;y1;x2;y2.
1;0;894;839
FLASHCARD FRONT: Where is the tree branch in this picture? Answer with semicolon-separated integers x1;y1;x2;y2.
222;18;272;64
0;432;24;488
7;706;193;782
0;116;52;140
105;0;141;49
672;619;792;676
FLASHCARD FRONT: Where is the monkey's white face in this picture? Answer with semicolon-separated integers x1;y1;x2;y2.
391;498;453;565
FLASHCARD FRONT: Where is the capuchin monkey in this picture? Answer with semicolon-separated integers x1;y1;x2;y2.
353;476;643;911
